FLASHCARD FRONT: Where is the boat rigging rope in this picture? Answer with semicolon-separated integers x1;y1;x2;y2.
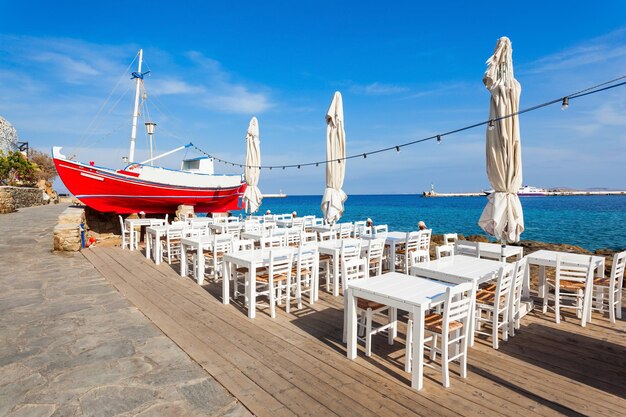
191;74;626;170
71;52;139;156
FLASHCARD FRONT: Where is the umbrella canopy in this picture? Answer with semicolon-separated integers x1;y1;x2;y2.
478;37;525;243
321;91;347;224
242;117;263;213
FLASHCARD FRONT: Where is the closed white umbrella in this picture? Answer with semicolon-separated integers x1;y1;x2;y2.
242;117;263;213
478;37;524;244
321;91;347;224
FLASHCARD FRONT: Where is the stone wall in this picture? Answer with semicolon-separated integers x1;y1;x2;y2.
53;207;85;251
0;186;45;214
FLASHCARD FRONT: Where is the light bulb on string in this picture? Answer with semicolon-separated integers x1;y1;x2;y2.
436;135;442;144
297;165;301;169
488;120;495;131
363;154;367;159
561;97;569;110
395;146;400;153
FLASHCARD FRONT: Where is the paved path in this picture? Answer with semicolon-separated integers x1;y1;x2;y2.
0;204;250;417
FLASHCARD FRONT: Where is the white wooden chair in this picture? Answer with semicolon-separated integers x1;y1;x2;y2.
436;244;454;259
406;281;473;387
443;233;458;246
119;216;139;250
592;250;625;323
353;221;367;238
365;238;385;277
300;231;317;243
395;231;420;273
508;259;527;336
162;225;184;264
202;234;233;284
255;248;294;318
414;229;432;264
285;228;302;247
341;257;396;357
542;254;594;326
338;223;353;239
455;240;480;258
373;224;388;239
474;264;515;349
339;240;362;293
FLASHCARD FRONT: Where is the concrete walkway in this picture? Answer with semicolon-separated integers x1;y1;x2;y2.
0;204;250;417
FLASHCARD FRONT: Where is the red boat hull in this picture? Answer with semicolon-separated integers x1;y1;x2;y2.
54;158;246;214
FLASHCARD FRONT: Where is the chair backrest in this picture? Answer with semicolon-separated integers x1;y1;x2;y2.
261;235;284;248
436;244;454;259
352;221;365;237
418;229;432;252
338;223;352;239
170;220;186;228
341;257;367;289
234;239;254;252
443;282;474;328
405;231;421;253
610;251;626;289
443;233;458;246
455;240;480;258
319;231;336;241
366;238;385;260
244;220;261;232
301;231;318;243
340;240;362;265
292;218;305;230
213;234;234;254
494;263;516;308
555;254;594;288
297;245;318;272
269;248;294;281
285;228;302;246
119;215;126;233
373;224;388;238
511;258;527;304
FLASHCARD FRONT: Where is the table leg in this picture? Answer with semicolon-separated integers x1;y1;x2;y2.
146;232;151;260
197;247;205;285
468;282;477;347
223;260;230;305
538;265;546;302
346;288;357;359
333;250;340;296
180;243;187;277
154;233;162;265
522;260;531;298
248;264;256;319
410;306;425;391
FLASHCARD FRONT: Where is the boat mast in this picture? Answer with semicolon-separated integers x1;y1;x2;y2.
129;49;143;163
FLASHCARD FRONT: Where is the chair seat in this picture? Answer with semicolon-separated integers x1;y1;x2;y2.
593;277;611;286
481;283;497;292
291;267;311;275
424;312;463;333
256;273;289;283
357;298;387;310
395;248;415;255
319;254;333;261
547;278;586;290
369;259;381;266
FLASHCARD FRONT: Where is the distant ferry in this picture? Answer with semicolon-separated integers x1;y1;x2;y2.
264;190;287;198
484;185;547;196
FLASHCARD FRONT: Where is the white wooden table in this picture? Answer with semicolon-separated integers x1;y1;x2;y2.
222;248;297;318
241;229;286;242
345;272;455;391
146;224;186;265
524;250;605;326
410;255;505;345
180;235;215;283
475;242;524;262
124;218;165;251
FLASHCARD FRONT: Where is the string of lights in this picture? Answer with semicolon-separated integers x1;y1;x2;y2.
192;75;626;170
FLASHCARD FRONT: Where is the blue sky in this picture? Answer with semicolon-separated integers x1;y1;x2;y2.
1;1;625;194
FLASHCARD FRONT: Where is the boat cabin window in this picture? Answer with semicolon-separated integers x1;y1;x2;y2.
182;160;200;170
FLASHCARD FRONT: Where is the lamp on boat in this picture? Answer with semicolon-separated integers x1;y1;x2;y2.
144;122;157;166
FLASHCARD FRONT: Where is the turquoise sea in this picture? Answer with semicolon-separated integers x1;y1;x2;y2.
237;195;626;251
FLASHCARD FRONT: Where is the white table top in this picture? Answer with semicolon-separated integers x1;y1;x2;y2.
525;249;604;266
181;235;214;246
316;238;362;251
477;242;523;256
410;255;504;284
125;218;166;226
223;247;296;265
241;229;287;241
348;272;454;308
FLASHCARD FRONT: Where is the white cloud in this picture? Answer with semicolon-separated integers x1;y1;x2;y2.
150;78;203;95
350;82;409;95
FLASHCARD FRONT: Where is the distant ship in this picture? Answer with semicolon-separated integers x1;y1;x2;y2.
484;185;548;197
264;190;287;198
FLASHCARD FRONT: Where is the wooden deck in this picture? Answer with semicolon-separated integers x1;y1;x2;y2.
84;246;626;417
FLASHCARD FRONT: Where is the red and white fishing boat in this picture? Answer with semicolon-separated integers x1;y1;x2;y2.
53;50;246;214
